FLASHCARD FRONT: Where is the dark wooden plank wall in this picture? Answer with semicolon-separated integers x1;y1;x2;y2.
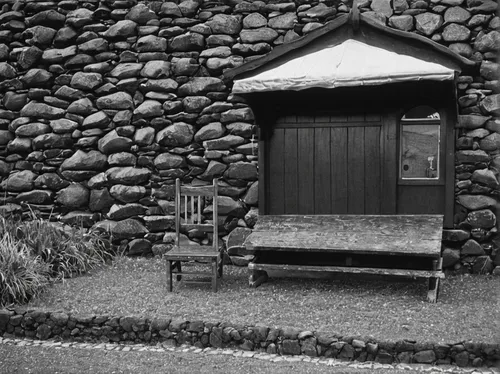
298;126;314;214
331;127;348;213
284;128;298;213
268;127;284;214
253;81;454;225
314;126;330;214
267;114;383;215
397;186;445;215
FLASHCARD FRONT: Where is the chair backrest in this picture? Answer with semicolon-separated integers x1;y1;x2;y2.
175;178;218;251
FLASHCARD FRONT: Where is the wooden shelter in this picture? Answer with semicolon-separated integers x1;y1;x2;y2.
224;7;475;301
225;10;474;227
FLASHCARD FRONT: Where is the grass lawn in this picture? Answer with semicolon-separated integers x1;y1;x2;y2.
28;256;500;344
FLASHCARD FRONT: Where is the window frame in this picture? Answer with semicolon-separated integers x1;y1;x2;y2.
398;109;446;186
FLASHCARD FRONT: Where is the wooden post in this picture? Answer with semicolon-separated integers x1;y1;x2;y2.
249;269;269;288
166;260;173;292
218;253;223;278
427;257;443;302
175;261;182;281
427;277;439;303
211;258;218;292
175;179;181;247
431;259;438;270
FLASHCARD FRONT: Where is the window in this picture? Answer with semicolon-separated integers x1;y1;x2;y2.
400;106;440;180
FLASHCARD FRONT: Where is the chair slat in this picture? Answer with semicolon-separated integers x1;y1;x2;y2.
181;223;214;232
184;195;188;221
197;196;201;224
190;196;195;224
180;186;216;196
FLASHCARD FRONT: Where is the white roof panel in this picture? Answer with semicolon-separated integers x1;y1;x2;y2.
232;39;455;94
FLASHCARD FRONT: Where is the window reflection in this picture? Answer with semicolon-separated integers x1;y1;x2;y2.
400;106;440;180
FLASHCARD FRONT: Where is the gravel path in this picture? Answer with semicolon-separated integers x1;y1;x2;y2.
1;337;497;374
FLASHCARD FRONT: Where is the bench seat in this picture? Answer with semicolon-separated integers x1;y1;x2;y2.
244;214;445;302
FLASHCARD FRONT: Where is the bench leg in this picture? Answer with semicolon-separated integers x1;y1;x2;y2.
427;277;440;303
427;258;442;303
249;269;268;288
175;261;182;281
166;260;173;292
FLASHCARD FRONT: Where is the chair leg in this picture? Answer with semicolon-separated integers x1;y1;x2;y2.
218;254;223;279
166;260;173;292
211;258;218;292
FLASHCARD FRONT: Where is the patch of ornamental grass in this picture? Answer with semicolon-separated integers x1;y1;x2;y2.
11;218;113;281
28;256;500;344
1;216;113;282
0;216;113;307
0;231;50;306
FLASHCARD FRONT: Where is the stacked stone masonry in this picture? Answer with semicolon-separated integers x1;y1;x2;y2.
0;0;498;272
0;309;499;368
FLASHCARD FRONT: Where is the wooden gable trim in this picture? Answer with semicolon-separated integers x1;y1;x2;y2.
223;14;351;81
224;14;476;82
359;15;475;71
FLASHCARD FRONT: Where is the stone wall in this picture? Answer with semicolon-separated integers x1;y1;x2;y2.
0;0;498;271
0;309;499;367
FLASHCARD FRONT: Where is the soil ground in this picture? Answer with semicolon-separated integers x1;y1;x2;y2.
28;256;500;343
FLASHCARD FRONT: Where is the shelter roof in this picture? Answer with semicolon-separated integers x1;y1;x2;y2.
224;11;475;94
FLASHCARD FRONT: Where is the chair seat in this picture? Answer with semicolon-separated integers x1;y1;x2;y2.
165;245;220;261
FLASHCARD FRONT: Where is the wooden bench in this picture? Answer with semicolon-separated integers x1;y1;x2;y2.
244;215;445;302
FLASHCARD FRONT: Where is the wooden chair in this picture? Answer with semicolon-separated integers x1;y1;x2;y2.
165;178;222;292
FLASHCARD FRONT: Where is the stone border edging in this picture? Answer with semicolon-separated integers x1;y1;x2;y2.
0;309;498;369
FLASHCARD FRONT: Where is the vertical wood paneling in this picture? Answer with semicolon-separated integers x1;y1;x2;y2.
267;114;387;216
443;108;455;228
298;116;314;124
314;127;331;214
365;113;381;121
364;126;381;214
268;128;285;214
284;128;298;214
331;127;348;213
315;114;330;123
381;114;398;214
348;114;365;122
398;186;444;214
298;128;315;214
258;133;266;213
283;115;297;123
347;126;365;213
331;115;348;122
